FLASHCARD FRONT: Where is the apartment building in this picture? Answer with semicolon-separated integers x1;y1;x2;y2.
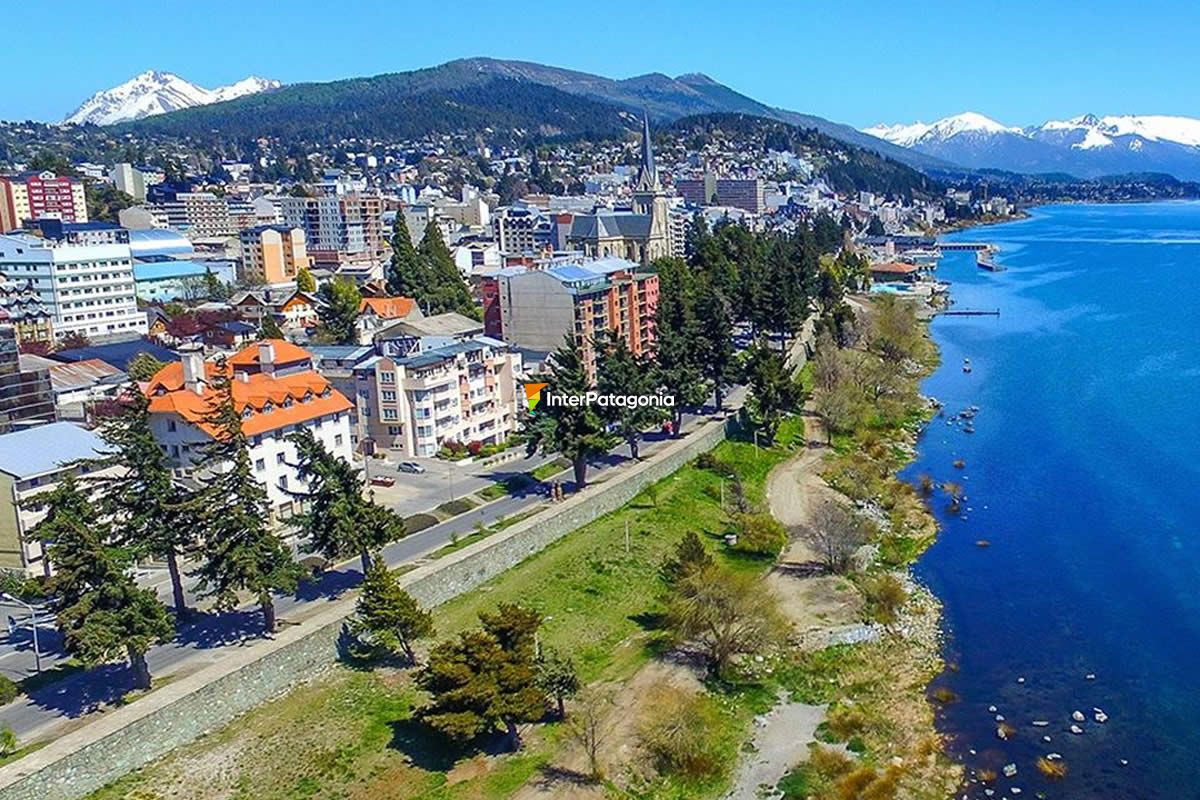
0;325;55;433
0;273;53;345
145;341;353;518
238;225;311;286
482;256;658;377
0;223;147;342
278;193;384;269
0;172;88;230
0;422;119;575
349;318;520;457
674;176;765;214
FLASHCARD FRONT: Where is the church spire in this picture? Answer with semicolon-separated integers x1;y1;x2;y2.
634;112;659;192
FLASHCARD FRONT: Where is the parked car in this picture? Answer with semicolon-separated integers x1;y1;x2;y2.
397;461;426;474
369;475;396;487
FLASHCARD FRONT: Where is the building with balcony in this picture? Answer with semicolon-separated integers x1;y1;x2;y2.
481;256;658;379
145;341;353;519
349;327;521;458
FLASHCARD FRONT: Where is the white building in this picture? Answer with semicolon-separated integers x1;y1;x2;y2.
348;315;521;457
145;341;354;519
0;227;147;342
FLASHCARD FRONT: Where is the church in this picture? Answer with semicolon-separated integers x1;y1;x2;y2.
567;116;674;264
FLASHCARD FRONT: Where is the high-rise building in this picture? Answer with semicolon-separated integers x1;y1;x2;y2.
108;163;147;202
0;223;147;342
0;172;88;230
238;225;311;286
278;193;384;269
482;256;658;379
675;174;765;214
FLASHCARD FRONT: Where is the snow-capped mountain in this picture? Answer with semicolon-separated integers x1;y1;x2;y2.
64;71;281;126
864;112;1200;180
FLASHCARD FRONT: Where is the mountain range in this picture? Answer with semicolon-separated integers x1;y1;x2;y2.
64;71;281;126
60;58;942;171
865;112;1200;180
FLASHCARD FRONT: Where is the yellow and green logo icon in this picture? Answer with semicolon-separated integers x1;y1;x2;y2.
523;383;549;413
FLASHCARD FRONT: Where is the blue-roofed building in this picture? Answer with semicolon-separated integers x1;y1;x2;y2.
51;339;178;372
128;228;194;259
132;256;236;303
0;422;118;574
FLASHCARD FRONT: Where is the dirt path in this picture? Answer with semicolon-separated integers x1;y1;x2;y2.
724;698;827;800
765;414;863;635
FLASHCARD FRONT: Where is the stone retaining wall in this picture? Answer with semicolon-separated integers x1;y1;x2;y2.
0;417;732;800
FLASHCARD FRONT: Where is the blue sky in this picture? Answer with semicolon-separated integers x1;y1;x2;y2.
6;0;1198;127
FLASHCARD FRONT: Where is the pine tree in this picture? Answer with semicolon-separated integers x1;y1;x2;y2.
192;361;302;634
417;603;546;749
296;266;316;294
744;339;804;441
651;258;708;434
258;314;285;340
535;646;579;720
287;429;403;572
659;531;715;588
386;217;426;298
32;478;173;690
417;221;475;318
350;561;434;663
203;267;227;301
594;331;665;460
93;387;200;615
693;277;737;410
316;276;362;345
522;334;616;486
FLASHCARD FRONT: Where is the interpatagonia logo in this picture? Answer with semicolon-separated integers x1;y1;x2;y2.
523;383;549;413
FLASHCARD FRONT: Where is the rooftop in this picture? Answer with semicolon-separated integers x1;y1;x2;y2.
0;422;113;480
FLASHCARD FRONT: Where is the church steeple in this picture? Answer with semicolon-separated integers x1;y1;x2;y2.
633;112;659;193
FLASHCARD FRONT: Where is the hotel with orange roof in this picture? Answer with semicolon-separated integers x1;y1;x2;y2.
145;339;354;519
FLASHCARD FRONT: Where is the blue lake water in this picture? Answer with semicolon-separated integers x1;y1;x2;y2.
909;203;1200;799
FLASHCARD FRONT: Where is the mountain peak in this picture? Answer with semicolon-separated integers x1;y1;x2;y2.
64;71;281;126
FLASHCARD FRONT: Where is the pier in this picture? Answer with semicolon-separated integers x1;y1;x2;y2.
939;242;992;252
940;309;1000;317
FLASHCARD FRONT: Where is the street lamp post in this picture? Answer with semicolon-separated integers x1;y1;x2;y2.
2;593;41;673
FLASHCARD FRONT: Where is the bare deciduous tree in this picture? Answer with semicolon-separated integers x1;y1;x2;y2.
569;687;612;781
807;499;867;574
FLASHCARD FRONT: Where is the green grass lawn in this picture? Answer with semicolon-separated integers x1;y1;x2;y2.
84;419;803;800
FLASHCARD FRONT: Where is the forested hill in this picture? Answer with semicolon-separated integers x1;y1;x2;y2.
123;75;634;143
665;114;941;199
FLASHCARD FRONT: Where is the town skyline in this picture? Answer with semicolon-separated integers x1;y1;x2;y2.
6;0;1200;127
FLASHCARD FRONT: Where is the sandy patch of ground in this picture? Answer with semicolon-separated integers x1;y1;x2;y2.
510;658;705;800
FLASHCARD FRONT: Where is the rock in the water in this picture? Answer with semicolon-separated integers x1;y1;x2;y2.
1070;724;1084;735
1085;673;1096;680
988;705;998;713
1003;764;1018;777
1032;720;1050;727
1095;711;1108;723
1071;710;1086;722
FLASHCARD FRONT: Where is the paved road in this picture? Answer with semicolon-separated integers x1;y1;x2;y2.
0;389;744;742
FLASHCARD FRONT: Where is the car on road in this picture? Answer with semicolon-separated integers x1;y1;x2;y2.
397;461;426;474
370;475;396;487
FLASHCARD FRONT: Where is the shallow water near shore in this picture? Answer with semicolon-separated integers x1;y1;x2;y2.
908;202;1200;799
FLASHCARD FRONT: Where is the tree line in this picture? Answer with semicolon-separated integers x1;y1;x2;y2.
524;214;868;484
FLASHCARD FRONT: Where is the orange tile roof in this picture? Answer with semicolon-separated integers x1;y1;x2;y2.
145;342;352;437
872;261;921;274
359;297;416;320
228;339;313;368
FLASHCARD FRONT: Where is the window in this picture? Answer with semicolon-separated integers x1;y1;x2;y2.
255;458;265;471
276;453;286;465
334;434;344;447
167;419;177;432
387;425;402;435
278;475;288;490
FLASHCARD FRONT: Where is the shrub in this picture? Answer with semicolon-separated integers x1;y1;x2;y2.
636;685;724;779
403;513;439;535
0;676;16;706
823;704;867;741
861;574;907;625
0;726;15;757
467;440;483;456
733;513;787;557
695;452;735;476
